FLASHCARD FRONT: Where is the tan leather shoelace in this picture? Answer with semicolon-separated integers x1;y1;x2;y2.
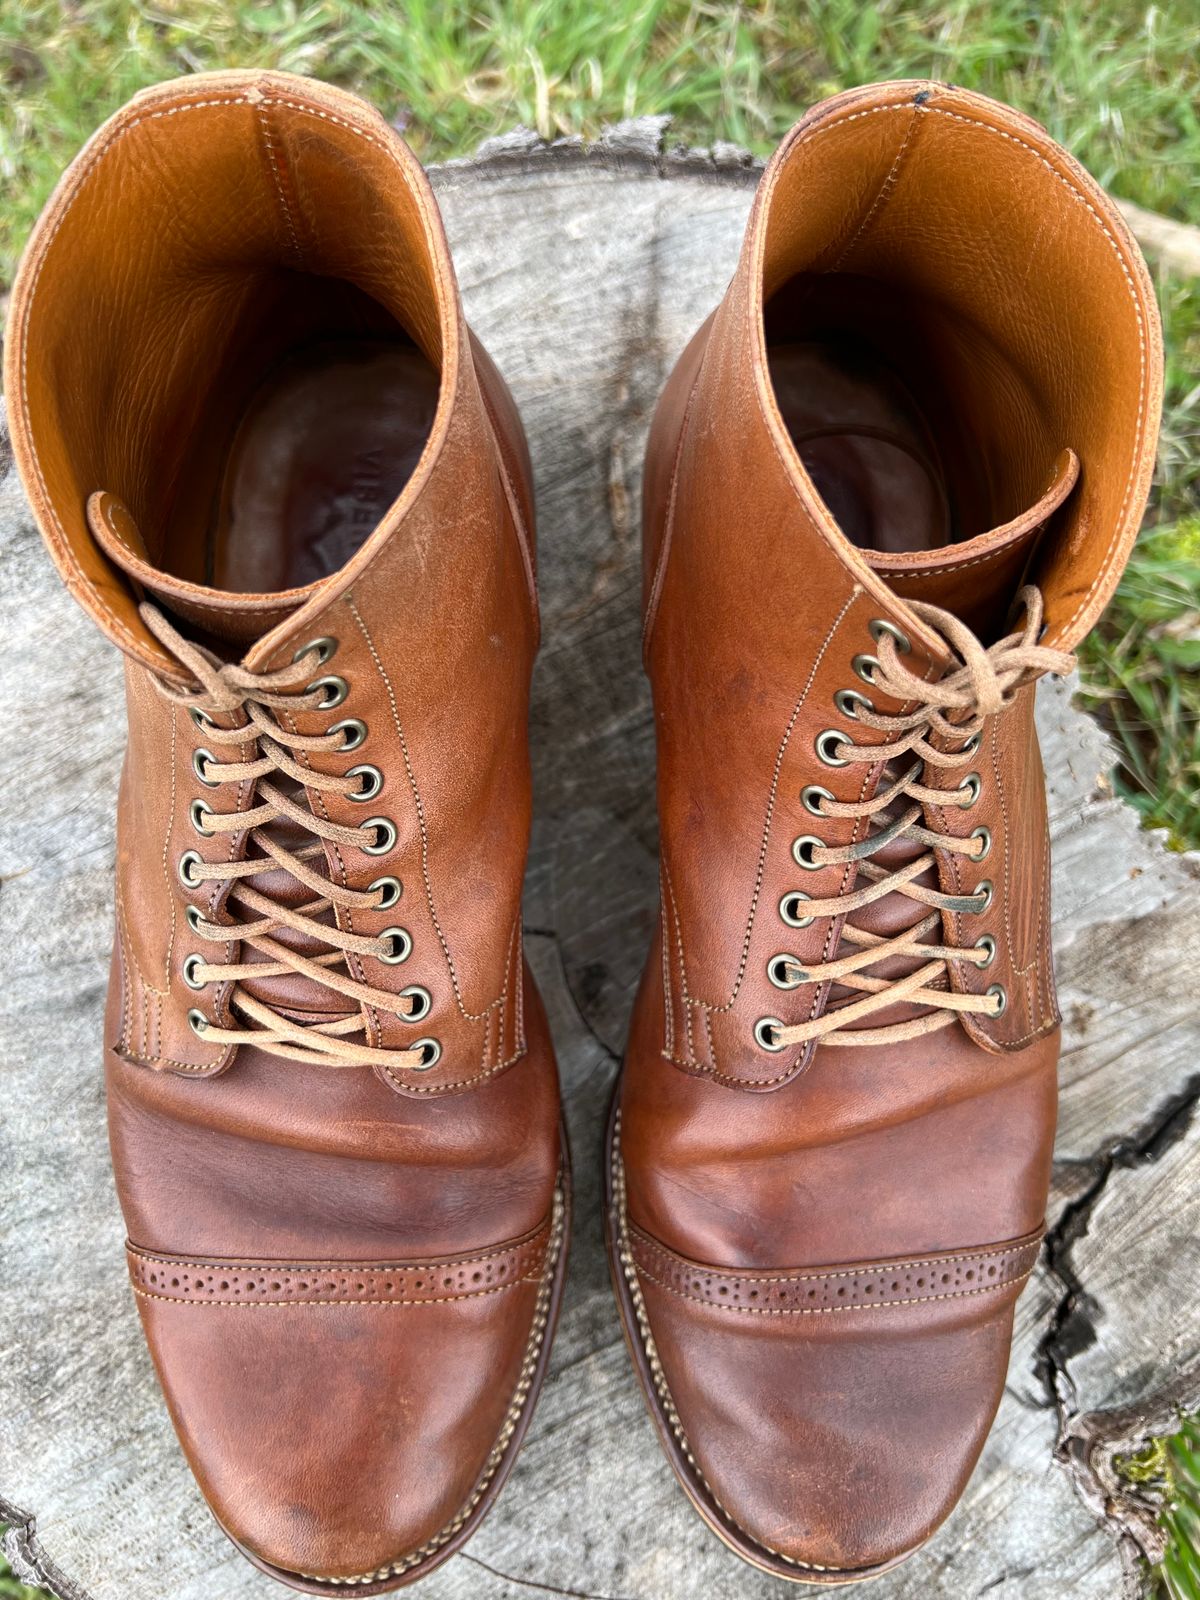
143;605;437;1071
764;587;1074;1050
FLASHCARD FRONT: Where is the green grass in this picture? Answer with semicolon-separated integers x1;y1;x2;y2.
0;2;1197;849
0;1539;50;1600
1120;1415;1200;1598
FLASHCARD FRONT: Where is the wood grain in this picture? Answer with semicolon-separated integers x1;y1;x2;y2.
2;119;1198;1600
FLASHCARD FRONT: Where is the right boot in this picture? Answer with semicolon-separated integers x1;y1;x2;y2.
5;71;567;1593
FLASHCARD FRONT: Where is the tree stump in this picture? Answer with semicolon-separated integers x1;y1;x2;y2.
2;119;1199;1600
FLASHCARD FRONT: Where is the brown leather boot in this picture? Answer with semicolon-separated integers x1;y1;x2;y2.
5;71;567;1593
607;80;1161;1582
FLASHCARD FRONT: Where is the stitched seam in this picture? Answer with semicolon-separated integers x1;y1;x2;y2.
825;104;920;271
635;1260;1033;1315
132;1275;540;1309
256;100;304;264
127;1227;550;1276
630;1227;1042;1282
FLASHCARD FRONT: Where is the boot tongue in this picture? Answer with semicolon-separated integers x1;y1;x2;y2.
87;491;303;646
865;450;1079;638
825;450;1079;1033
88;491;352;1023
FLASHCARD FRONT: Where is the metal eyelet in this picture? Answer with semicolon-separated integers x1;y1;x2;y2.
870;618;911;654
190;798;216;836
801;784;834;817
361;817;397;855
960;730;982;756
369;876;403;909
779;891;814;928
182;954;206;990
189;706;217;732
970;825;992;862
852;653;880;686
754;1016;786;1052
178;850;204;888
792;835;825;870
330;718;367;752
400;985;432;1022
187;1008;209;1036
347;764;383;802
833;688;874;721
185;904;203;933
957;772;982;808
768;954;805;990
193;748;219;787
974;879;994;914
308;674;349;710
816;729;851;767
986;982;1007;1017
974;934;997;968
294;636;337;666
377;927;412;964
411;1038;442;1070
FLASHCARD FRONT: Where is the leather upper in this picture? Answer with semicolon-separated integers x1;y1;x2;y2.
6;71;564;1590
615;79;1162;1579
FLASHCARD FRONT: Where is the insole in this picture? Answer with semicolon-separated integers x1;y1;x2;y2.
211;340;439;593
769;342;952;555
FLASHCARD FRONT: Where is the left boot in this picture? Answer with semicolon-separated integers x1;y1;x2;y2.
607;80;1162;1582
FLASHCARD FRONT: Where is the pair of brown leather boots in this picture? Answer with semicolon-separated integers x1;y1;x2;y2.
7;71;1161;1592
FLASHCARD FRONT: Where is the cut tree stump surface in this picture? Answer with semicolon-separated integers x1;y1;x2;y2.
2;119;1199;1600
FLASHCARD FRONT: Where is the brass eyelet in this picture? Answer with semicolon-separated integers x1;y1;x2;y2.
369;876;403;909
957;772;982;808
970;825;992;862
975;934;997;968
178;850;204;888
189;706;217;731
400;984;432;1022
754;1016;786;1052
308;674;349;710
190;798;216;836
361;817;396;855
193;748;219;787
779;891;815;928
411;1038;442;1070
801;784;834;817
986;982;1007;1017
960;729;982;756
182;953;206;990
377;927;412;964
974;879;994;914
294;636;337;666
185;904;203;933
816;729;851;767
852;653;880;686
187;1008;209;1036
833;688;874;721
792;835;825;870
329;718;367;752
347;764;383;802
768;954;805;990
869;618;911;654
